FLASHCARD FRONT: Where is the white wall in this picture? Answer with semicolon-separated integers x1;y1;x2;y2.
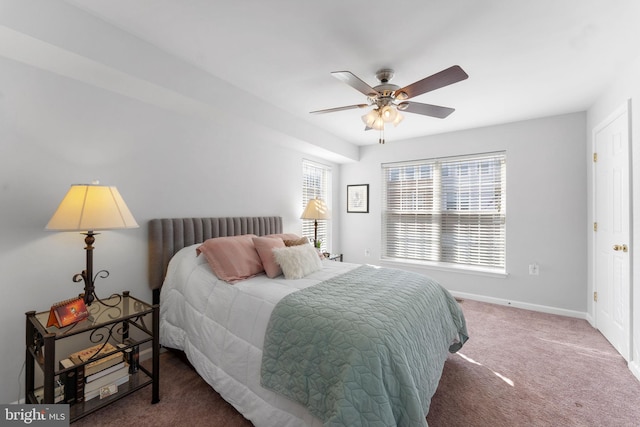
587;55;640;379
0;54;343;404
0;3;346;404
340;113;588;314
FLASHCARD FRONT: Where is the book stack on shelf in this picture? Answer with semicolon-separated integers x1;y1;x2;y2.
60;342;130;402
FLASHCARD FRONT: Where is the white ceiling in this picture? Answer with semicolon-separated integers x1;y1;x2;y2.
61;0;640;146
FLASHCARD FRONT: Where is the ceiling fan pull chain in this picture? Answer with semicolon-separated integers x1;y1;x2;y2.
379;127;385;144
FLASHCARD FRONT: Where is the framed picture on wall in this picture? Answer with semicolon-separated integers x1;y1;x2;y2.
347;184;369;213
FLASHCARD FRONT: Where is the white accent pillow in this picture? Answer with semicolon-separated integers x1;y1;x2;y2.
272;243;323;279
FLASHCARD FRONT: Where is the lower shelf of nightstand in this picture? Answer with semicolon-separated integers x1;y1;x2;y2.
69;369;152;422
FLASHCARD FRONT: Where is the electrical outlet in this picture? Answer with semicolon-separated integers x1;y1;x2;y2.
528;263;539;275
364;248;370;257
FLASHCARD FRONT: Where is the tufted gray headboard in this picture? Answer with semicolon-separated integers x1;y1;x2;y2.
148;216;283;304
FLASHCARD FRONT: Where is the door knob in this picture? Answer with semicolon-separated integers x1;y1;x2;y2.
613;244;628;252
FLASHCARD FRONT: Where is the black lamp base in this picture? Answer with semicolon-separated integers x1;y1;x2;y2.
72;232;109;306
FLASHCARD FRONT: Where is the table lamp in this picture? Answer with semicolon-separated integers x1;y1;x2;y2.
300;197;330;248
46;182;139;305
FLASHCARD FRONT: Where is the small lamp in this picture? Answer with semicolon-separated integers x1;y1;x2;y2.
46;182;139;305
300;197;331;247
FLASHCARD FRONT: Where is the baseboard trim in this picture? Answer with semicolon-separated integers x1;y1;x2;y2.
449;291;588;320
585;312;595;328
629;360;640;382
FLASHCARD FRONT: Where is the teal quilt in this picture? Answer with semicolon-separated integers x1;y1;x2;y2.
261;265;468;427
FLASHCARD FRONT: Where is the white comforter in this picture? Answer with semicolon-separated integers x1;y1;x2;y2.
160;244;358;426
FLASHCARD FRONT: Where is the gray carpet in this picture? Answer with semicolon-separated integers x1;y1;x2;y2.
428;300;640;426
73;300;640;426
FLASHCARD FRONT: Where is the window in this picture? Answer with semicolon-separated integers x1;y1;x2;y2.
302;159;331;251
382;152;506;273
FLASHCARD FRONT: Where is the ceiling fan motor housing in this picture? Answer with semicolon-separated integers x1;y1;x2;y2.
375;68;395;83
373;68;400;99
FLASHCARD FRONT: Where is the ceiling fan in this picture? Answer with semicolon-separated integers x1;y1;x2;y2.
310;65;468;143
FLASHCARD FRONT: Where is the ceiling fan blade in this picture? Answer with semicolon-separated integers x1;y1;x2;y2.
395;65;468;100
310;104;369;114
398;102;455;119
331;71;380;97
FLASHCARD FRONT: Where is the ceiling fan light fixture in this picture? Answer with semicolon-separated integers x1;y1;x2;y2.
361;109;379;127
392;112;404;127
362;109;385;130
380;105;398;123
371;116;385;130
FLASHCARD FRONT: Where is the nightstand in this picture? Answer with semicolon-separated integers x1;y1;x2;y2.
25;291;159;422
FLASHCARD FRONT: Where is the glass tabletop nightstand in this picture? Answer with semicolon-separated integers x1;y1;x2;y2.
25;291;159;422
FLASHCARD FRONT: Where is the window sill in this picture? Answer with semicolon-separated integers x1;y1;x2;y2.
379;257;509;278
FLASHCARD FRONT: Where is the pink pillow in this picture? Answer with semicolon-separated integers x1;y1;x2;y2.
253;236;286;278
283;237;309;247
196;235;263;283
264;233;301;241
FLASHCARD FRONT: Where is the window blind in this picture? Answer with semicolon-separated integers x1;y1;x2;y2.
382;152;506;272
302;160;331;251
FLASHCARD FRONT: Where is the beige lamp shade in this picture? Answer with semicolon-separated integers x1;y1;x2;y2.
46;184;139;232
301;198;331;220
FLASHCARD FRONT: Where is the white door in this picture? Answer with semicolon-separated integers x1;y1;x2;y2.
593;102;631;361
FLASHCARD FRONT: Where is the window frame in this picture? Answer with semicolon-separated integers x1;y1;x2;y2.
381;151;506;275
302;159;332;252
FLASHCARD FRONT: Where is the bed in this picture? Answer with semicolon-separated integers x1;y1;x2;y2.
149;216;468;427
